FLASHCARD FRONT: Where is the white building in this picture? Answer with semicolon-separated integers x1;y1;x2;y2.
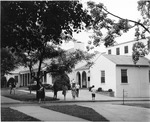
74;39;150;97
106;38;150;59
6;38;150;98
6;41;85;87
90;54;150;97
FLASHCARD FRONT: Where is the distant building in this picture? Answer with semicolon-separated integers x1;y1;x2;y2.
5;38;150;98
5;41;85;87
106;38;150;59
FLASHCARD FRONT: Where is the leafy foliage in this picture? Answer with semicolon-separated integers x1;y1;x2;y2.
1;1;92;89
1;76;7;88
46;49;95;74
53;73;71;91
1;48;20;75
86;1;150;63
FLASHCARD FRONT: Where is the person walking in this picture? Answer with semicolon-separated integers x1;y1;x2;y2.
38;84;45;103
10;83;16;94
91;85;96;101
62;85;68;100
71;85;76;99
75;83;80;97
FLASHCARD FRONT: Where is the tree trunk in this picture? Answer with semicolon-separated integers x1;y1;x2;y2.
36;79;40;100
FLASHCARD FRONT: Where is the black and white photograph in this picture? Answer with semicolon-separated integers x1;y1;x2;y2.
1;0;150;121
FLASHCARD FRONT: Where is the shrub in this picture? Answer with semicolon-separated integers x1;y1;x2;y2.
108;89;113;92
7;77;16;87
1;76;7;88
43;84;53;90
97;87;102;92
28;85;38;90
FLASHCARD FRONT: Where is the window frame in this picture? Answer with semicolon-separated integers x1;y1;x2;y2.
116;48;120;55
108;49;111;54
121;69;128;84
101;70;105;83
124;46;128;54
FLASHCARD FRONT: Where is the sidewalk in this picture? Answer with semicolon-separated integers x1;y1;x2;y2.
1;96;88;121
79;103;150;122
2;88;150;122
19;89;150;102
11;106;88;121
1;96;21;104
2;94;150;122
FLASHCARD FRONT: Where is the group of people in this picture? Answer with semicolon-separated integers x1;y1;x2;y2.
9;78;96;102
62;83;80;100
37;82;96;102
71;83;80;99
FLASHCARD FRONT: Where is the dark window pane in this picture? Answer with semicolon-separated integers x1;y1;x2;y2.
88;76;90;81
101;77;105;83
121;69;128;83
101;71;105;83
124;46;128;54
108;49;111;54
116;48;120;55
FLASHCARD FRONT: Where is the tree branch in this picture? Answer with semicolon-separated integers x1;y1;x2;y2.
102;7;150;33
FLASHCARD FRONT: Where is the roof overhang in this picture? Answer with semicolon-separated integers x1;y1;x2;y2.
116;64;150;67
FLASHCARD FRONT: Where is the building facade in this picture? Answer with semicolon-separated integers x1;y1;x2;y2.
89;54;150;97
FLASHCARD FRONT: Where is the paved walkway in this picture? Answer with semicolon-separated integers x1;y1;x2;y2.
2;89;150;122
1;96;21;104
78;103;150;122
11;106;88;121
19;89;150;102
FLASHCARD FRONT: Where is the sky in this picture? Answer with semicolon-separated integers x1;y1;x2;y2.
61;0;141;52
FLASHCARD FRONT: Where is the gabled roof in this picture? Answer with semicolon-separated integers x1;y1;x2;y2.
75;64;90;71
103;54;150;67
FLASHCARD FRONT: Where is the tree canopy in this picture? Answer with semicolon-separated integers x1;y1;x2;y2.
86;1;150;63
1;48;20;75
1;1;93;89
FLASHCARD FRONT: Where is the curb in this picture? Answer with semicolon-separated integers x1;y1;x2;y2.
2;99;150;105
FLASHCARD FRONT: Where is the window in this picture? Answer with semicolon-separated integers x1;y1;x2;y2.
88;76;90;81
101;71;105;83
116;48;120;55
121;69;128;83
124;46;128;54
108;49;111;54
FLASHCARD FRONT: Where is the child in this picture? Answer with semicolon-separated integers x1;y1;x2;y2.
71;86;76;99
91;85;96;100
75;83;80;97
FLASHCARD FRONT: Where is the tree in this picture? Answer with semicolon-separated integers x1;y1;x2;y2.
1;48;20;75
86;1;150;63
1;1;92;99
1;76;7;88
46;49;95;98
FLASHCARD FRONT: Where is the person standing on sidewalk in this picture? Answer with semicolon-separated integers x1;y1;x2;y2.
91;85;96;101
62;85;68;100
75;83;80;97
10;83;16;94
71;85;76;99
38;84;45;103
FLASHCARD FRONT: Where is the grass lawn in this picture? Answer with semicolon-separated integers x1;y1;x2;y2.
1;88;58;102
42;105;109;121
1;107;40;121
